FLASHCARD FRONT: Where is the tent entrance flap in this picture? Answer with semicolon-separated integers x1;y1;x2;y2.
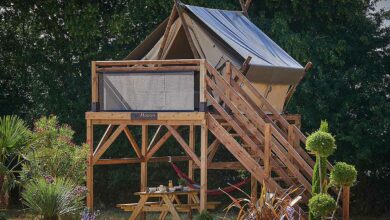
99;71;195;111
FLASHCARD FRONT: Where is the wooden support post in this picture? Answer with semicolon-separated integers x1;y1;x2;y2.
188;125;195;219
264;124;271;178
200;124;208;211
86;119;94;210
251;175;257;200
287;124;294;162
343;186;350;220
140;125;148;220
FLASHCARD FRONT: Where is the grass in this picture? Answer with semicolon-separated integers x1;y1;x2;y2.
1;208;389;219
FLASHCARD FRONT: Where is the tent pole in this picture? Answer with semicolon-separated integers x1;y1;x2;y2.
284;62;312;108
156;5;178;61
239;0;248;17
174;0;200;59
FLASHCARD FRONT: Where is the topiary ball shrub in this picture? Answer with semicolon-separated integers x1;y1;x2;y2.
306;131;336;157
330;162;357;187
308;193;337;218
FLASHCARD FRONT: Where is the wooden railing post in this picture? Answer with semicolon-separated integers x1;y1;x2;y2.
287;124;295;162
91;61;99;112
264;124;271;178
343;186;350;220
199;59;207;112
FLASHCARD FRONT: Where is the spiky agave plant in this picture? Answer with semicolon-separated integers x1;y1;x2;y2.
221;182;303;220
22;177;86;220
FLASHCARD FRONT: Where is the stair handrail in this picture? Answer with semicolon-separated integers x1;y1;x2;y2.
205;62;314;179
229;65;334;169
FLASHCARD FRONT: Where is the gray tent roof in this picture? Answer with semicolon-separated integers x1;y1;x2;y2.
185;5;304;70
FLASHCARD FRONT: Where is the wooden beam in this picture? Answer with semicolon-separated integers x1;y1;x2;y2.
188;125;195;219
239;56;252;75
96;66;199;73
174;1;200;59
86;119;94;210
166;125;201;167
284;61;312;108
245;0;253;10
343;186;350;220
93;124;126;164
86;112;205;121
95;59;201;66
199;59;206;109
239;0;248;17
147;125;162;151
91;119;202;126
207;113;282;192
140;125;148;220
251;175;257;200
123;127;142;159
207;139;221;163
146;126;179;160
93;124;114;156
91;61;98;104
264;124;271;178
95;156;191;165
200;123;208;211
194;162;244;170
156;6;178;60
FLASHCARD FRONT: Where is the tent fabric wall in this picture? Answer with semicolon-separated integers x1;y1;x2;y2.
122;4;306;113
99;72;195;111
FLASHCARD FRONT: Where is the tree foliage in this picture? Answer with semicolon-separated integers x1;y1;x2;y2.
0;0;389;215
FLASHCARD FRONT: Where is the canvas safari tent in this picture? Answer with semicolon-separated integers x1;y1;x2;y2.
125;3;307;113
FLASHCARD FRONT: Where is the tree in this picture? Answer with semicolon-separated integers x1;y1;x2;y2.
0;0;388;215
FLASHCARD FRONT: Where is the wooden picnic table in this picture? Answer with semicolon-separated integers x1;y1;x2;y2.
118;190;200;220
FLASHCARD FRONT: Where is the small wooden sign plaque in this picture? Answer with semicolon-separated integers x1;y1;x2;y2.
131;112;158;120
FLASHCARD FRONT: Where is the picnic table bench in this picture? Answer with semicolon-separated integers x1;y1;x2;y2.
117;190;220;220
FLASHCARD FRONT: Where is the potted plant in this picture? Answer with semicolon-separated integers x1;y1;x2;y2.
0;115;30;209
177;178;187;190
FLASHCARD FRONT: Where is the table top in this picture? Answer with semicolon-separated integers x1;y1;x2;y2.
134;190;199;196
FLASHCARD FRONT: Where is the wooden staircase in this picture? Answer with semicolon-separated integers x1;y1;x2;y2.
203;61;318;200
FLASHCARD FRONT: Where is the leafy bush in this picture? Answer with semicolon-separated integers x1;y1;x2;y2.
306;131;336;157
22;177;86;220
195;211;215;220
20;116;87;185
308;193;337;218
330;162;357;187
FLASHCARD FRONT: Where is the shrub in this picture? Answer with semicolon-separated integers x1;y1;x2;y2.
0;115;31;207
308;193;337;218
20;116;87;185
196;211;215;220
330;162;357;187
22;177;86;220
306;131;336;157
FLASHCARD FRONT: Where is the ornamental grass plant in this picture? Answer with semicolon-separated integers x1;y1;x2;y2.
21;177;86;220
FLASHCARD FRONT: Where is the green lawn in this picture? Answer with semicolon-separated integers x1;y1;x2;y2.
1;208;389;219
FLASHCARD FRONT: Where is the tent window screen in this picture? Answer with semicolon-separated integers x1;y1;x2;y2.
99;71;195;111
